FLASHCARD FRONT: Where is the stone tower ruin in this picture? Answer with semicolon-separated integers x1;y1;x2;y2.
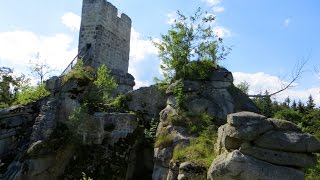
79;0;131;74
79;0;135;92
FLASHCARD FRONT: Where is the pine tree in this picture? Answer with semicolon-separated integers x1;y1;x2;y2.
306;94;316;111
282;97;291;108
297;100;305;113
291;100;297;111
261;90;273;117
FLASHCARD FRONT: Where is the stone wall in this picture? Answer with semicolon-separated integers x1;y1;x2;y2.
79;0;131;73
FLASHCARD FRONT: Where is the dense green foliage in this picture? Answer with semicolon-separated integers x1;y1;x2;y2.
0;66;50;107
173;81;185;109
153;8;230;83
62;60;118;112
109;94;131;111
62;59;94;84
14;83;50;105
93;64;117;102
0;67;26;107
144;118;158;145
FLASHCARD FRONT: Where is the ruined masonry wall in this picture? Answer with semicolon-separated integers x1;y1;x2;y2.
79;0;131;73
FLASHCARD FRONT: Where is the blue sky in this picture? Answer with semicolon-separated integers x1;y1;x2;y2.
0;0;319;105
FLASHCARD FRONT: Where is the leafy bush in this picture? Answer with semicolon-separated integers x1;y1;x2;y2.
93;64;117;102
274;108;302;124
173;81;185;109
14;83;50;105
154;77;170;92
110;94;131;111
144;118;159;145
62;59;94;84
184;60;217;80
63;61;118;112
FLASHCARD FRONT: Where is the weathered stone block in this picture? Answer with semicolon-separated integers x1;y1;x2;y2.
208;150;304;180
255;130;320;153
227;111;266;126
240;144;316;168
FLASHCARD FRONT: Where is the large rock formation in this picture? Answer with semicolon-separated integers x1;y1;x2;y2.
0;74;158;179
153;68;259;180
2;68;320;179
208;111;320;180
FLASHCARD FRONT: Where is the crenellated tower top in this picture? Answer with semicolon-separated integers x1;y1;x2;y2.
78;0;132;74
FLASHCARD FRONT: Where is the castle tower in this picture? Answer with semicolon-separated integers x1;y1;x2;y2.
78;0;132;74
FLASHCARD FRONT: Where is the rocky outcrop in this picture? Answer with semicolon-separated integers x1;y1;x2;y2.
1;97;65;179
165;68;259;123
0;75;146;179
209;111;320;180
127;85;166;122
153;68;259;180
0;103;39;178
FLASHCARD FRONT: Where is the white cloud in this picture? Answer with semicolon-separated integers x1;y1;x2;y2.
0;31;77;72
61;12;81;32
134;80;151;90
167;12;177;25
129;28;158;89
213;6;225;13
130;28;157;62
283;18;291;27
233;72;320;106
202;0;224;13
214;26;231;38
203;0;221;6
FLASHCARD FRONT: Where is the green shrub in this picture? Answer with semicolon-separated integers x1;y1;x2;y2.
184;60;217;80
110;94;131;111
155;131;175;148
154;77;170;92
62;59;94;84
14;83;50;105
93;64;117;102
144;118;159;145
172;128;217;168
274;108;302;124
173;81;185;109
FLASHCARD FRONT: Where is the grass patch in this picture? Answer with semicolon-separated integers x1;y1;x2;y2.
155;130;175;148
172;127;217;168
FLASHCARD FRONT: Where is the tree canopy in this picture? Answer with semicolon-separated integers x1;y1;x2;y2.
153;8;230;82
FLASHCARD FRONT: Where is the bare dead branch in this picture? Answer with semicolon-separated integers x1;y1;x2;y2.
248;56;309;98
